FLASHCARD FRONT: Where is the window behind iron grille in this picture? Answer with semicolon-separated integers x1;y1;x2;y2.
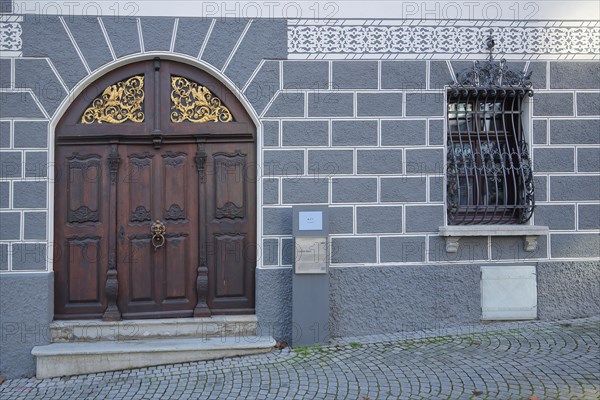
446;88;534;225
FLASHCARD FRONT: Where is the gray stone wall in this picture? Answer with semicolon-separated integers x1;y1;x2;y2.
255;267;292;342
255;53;599;344
537;261;600;320
0;16;287;272
261;59;600;268
255;260;600;342
0;16;597;272
0;121;49;272
329;264;481;337
0;12;598;377
530;62;600;259
0;272;53;379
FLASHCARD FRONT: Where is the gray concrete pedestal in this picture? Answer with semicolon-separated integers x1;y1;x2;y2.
291;273;330;347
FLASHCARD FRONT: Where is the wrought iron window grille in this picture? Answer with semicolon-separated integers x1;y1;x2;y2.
446;36;535;225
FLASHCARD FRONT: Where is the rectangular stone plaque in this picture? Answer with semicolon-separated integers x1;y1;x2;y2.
294;237;328;274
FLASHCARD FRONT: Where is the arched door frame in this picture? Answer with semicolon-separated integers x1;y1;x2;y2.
48;53;264;277
49;54;263;320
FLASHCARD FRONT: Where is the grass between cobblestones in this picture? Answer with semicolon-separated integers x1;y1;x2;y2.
0;318;598;399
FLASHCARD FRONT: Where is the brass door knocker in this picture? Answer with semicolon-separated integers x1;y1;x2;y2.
151;220;166;251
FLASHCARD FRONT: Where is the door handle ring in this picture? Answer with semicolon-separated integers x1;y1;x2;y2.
151;220;166;251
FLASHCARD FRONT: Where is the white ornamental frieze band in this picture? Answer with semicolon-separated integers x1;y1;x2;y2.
0;16;22;54
289;24;600;57
0;22;22;50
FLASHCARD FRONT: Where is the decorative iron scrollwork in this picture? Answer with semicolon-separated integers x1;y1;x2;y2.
446;151;459;223
170;76;233;123
81;75;145;124
447;44;535;225
518;140;535;224
454;36;533;90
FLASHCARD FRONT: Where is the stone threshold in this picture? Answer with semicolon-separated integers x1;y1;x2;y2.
50;315;258;342
32;336;275;379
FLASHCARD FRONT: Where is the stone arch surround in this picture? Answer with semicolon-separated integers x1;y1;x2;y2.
18;16;287;120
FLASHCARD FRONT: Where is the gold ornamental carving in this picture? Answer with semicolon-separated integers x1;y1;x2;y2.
170;76;233;123
81;76;145;124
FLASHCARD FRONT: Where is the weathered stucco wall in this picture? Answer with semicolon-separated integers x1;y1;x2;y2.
0;272;53;378
537;261;600;319
256;261;600;343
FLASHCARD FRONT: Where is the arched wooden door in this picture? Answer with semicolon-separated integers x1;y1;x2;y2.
54;59;256;320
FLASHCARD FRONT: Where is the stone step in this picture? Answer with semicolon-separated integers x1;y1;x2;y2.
50;315;258;343
32;336;276;379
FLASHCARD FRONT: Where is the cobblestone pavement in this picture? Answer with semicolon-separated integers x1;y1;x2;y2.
1;317;598;399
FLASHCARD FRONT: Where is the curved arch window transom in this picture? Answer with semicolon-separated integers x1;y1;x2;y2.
170;76;233;123
81;75;145;124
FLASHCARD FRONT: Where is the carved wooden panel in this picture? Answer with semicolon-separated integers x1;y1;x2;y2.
164;234;189;300
162;151;187;222
66;236;101;303
67;153;101;224
116;143;198;318
130;206;151;223
54;145;111;319
165;204;185;221
127;152;154;224
213;151;246;220
214;234;246;297
128;234;155;302
205;142;256;314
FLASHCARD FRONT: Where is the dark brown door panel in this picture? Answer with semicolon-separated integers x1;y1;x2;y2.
54;59;256;320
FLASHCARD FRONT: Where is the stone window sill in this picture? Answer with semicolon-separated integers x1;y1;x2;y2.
438;225;549;253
